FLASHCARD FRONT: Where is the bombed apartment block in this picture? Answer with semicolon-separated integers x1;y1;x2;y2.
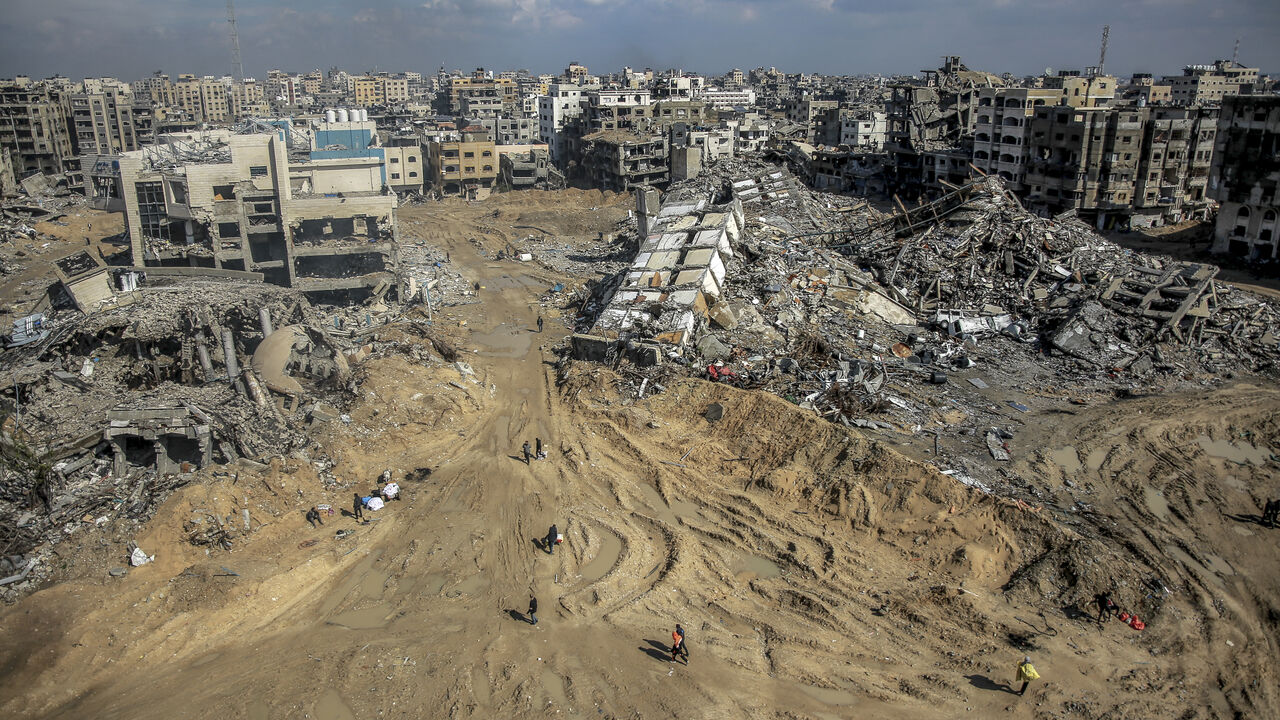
83;126;398;298
1210;96;1280;260
575;130;669;192
584;184;743;350
497;145;555;190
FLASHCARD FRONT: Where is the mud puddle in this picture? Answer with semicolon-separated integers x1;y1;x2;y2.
580;531;623;582
319;550;385;615
471;323;533;358
1047;446;1082;475
734;553;782;579
328;603;394;629
313;689;356;720
1196;435;1272;466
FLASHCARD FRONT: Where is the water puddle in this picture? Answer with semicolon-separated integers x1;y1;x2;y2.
541;668;571;711
1143;487;1171;520
1196;435;1271;466
669;499;703;521
313;689;356;720
319;550;384;615
1047;446;1082;475
1232;525;1254;537
328;603;393;629
471;323;533;358
734;553;781;579
632;482;701;525
580;532;623;582
1202;552;1235;576
1085;447;1109;473
1168;545;1224;588
800;685;856;706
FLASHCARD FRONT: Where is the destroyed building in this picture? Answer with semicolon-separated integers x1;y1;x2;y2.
497;145;556;190
1209;96;1280;260
574;130;669;191
82;126;399;296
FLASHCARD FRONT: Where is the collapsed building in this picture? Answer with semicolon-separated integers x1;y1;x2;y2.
82;124;399;297
571;162;1280;492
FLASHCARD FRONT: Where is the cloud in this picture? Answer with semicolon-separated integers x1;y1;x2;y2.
0;0;1276;82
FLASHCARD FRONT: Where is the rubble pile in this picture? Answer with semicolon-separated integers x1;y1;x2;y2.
0;269;449;594
569;167;1280;493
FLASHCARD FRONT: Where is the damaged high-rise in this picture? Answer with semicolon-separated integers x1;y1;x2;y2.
83;125;398;296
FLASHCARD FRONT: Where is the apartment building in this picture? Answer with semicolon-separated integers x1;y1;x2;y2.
1165;60;1259;106
427;125;498;199
383;136;425;194
837;109;887;150
448;72;518;116
83;129;397;294
0;81;75;177
1210;96;1280;259
702;88;756;110
971;87;1063;193
537;84;583;165
576;130;668;191
68;87;139;156
783;98;838;144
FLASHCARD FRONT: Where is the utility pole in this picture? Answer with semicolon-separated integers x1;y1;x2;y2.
226;0;244;82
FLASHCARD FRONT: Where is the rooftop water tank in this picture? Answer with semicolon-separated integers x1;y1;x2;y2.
325;109;336;123
337;108;349;122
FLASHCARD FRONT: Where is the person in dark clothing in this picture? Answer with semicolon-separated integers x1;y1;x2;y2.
352;493;364;521
527;594;538;625
522;441;533;465
537;316;544;333
546;524;558;555
1094;592;1116;625
1263;498;1279;527
670;624;688;664
671;623;689;664
306;507;323;528
535;437;543;459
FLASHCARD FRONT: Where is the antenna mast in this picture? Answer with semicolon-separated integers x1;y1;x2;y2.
1098;24;1110;75
227;0;245;82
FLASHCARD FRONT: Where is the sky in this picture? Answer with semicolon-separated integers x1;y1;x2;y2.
1;0;1277;83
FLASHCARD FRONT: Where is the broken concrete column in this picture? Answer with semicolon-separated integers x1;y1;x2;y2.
196;341;213;378
258;308;274;338
221;329;245;394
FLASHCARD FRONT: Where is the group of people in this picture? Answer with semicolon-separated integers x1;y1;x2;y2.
306;472;402;528
522;438;549;464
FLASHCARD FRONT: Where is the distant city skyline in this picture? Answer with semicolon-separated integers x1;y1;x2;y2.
1;0;1276;83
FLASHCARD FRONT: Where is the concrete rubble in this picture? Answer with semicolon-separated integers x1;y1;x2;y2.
567;160;1280;496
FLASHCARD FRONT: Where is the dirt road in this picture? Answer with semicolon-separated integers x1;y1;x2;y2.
1;194;1277;719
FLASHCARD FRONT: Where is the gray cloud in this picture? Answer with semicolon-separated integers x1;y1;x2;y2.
0;0;1275;81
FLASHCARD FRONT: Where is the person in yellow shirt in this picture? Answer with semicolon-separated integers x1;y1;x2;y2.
1015;656;1040;696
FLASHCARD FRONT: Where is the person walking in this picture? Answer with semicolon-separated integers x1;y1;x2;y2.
671;623;689;664
535;437;543;460
352;493;364;521
537;315;544;333
527;594;538;625
522;441;533;465
546;524;558;555
1015;656;1039;696
670;624;687;664
306;506;324;528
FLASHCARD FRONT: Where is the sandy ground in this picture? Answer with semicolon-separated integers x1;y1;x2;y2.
0;193;1278;719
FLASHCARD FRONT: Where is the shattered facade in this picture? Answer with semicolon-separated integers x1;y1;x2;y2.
84;128;399;294
575;130;669;191
1210;96;1280;260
